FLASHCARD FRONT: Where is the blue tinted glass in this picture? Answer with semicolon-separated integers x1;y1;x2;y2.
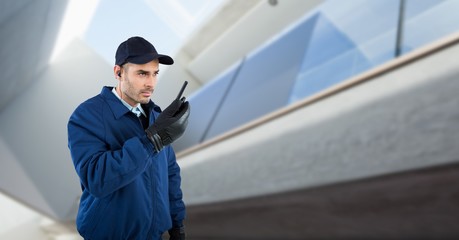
289;0;399;103
172;61;242;152
403;0;459;54
404;0;440;18
204;15;319;141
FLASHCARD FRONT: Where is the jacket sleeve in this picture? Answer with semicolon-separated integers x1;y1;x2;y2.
68;102;156;198
166;146;186;227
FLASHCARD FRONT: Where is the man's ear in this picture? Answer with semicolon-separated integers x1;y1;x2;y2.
114;65;122;79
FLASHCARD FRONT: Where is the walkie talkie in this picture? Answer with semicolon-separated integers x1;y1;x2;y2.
176;81;188;101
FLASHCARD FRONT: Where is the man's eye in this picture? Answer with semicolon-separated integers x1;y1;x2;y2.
138;73;147;77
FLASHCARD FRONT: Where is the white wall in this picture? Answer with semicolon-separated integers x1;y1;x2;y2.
0;38;113;221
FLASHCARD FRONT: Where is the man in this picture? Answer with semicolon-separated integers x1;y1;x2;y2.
67;36;189;240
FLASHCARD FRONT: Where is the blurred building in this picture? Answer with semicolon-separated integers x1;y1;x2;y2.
1;0;459;239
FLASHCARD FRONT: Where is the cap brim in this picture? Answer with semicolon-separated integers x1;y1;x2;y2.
157;54;174;65
127;53;174;65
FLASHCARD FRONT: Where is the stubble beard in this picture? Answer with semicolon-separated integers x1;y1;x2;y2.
123;78;152;105
125;89;151;105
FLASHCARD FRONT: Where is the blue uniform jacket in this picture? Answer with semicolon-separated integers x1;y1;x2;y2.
67;86;185;239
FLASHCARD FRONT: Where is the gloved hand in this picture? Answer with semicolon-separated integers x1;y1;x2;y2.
145;98;190;152
168;226;185;240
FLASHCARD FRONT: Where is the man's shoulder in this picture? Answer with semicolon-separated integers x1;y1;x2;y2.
70;92;110;123
76;94;105;111
75;87;114;111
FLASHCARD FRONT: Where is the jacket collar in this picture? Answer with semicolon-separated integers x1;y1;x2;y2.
101;86;160;120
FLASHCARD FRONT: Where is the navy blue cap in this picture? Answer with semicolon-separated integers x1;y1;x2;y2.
115;36;174;65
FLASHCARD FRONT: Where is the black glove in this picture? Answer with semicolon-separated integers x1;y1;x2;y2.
168;226;185;240
145;98;190;152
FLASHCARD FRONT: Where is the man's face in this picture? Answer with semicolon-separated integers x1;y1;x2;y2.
119;60;159;106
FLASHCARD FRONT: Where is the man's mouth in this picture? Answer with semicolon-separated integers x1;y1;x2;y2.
141;90;152;97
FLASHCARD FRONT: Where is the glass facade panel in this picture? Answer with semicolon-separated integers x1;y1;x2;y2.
172;61;242;152
177;0;459;151
403;0;459;54
204;15;319;141
289;0;399;103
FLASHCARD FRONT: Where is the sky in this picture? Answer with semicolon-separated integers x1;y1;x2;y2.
51;0;225;64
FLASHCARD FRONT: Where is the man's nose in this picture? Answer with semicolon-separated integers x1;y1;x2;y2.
145;75;156;87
